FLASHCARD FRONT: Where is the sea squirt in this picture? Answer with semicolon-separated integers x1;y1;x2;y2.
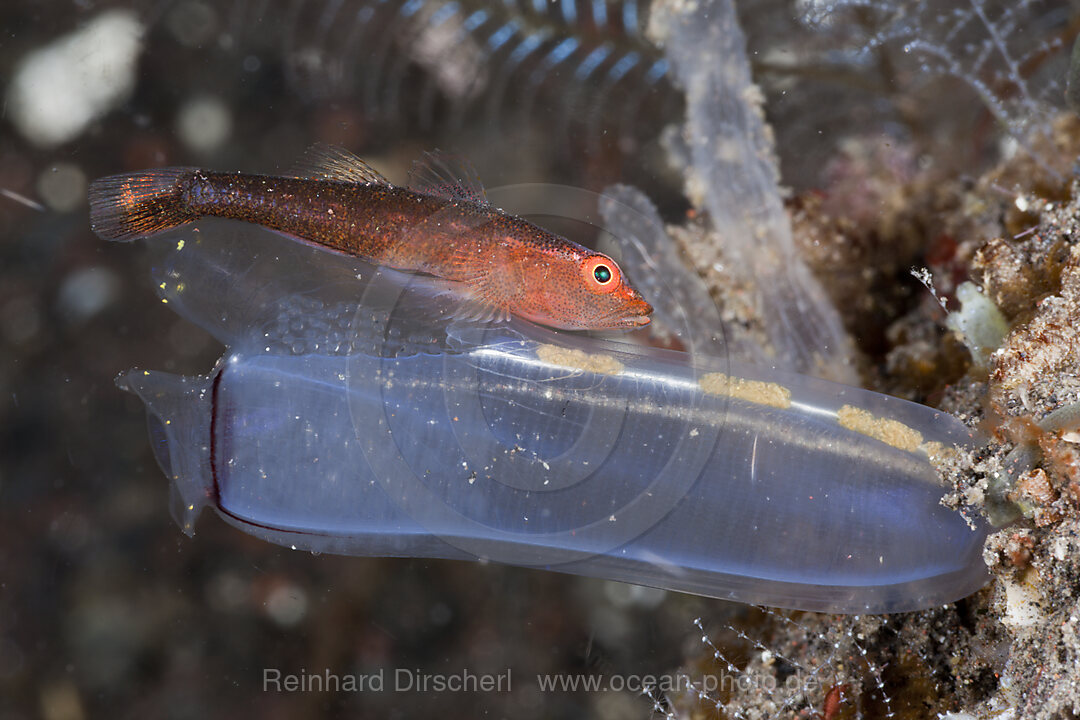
116;201;989;613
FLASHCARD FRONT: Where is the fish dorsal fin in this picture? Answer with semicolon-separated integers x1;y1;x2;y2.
407;150;487;204
291;144;390;185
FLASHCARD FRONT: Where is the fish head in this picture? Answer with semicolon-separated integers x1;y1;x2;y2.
515;251;653;330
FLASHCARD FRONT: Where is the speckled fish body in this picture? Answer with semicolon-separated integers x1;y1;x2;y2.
87;147;652;330
114;220;991;614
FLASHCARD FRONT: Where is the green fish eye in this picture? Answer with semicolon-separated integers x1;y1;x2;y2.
594;265;612;284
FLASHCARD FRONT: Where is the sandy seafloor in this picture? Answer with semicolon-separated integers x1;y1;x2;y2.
3;1;1080;718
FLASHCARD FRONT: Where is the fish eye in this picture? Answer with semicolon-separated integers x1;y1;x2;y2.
581;256;621;292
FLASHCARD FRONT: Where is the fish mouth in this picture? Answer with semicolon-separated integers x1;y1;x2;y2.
565;296;652;330
619;313;652;328
615;296;654;328
609;301;653;329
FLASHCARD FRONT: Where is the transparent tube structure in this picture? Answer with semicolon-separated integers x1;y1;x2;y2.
116;217;988;613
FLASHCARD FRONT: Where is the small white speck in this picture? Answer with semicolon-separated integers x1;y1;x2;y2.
177;95;231;153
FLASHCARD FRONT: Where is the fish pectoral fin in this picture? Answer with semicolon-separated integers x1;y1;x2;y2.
446;274;511;326
290;144;391;185
375;268;507;327
407;150;488;205
451;294;511;325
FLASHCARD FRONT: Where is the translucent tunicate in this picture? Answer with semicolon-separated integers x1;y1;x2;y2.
116;212;988;613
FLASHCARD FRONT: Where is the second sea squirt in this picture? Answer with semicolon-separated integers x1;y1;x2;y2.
87;146;653;331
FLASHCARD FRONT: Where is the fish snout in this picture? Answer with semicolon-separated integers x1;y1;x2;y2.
616;290;653;328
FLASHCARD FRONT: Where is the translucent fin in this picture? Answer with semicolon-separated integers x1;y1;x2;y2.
290;143;390;185
451;293;510;325
434;260;507;325
407;150;488;204
116;368;213;537
359;263;508;330
88;168;198;242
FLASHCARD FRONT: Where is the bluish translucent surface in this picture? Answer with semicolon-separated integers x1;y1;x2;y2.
119;213;989;613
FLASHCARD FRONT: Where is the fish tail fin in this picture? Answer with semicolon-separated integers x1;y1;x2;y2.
88;168;199;242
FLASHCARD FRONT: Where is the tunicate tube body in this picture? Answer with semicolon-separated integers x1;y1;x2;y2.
649;0;857;380
120;217;989;613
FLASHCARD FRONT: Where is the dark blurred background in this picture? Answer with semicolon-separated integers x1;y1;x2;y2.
0;2;716;718
1;0;1072;717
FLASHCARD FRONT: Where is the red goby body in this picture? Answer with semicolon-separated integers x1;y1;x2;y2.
88;147;652;330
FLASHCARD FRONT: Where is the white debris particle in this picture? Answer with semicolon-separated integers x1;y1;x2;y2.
7;11;144;147
264;583;309;627
56;266;120;322
1051;536;1069;561
1002;570;1042;629
176;95;232;153
36;163;87;213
